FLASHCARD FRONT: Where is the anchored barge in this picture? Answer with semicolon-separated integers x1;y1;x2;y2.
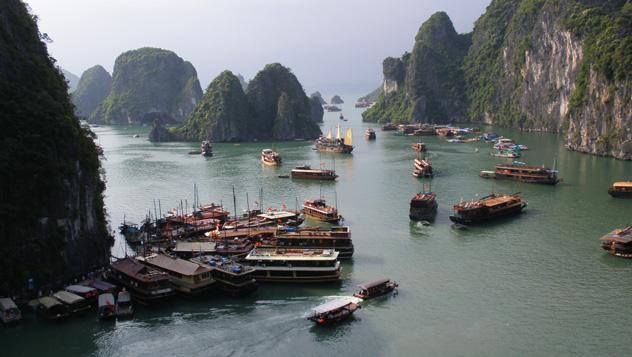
490;163;559;184
315;125;353;153
600;226;632;258
244;248;341;283
409;192;438;221
105;257;175;305
291;165;338;180
138;254;216;297
308;298;360;325
263;226;354;259
449;193;527;224
302;198;342;223
190;255;258;297
261;149;282;166
608;182;632;198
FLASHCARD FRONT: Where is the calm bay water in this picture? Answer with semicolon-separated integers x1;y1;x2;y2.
2;100;632;356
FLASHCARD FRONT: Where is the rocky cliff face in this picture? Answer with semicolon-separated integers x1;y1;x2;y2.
330;95;344;104
310;91;326;105
90;47;203;124
366;1;631;159
245;63;321;140
72;65;112;118
309;94;324;122
0;0;111;294
363;12;471;124
150;64;321;142
61;67;79;92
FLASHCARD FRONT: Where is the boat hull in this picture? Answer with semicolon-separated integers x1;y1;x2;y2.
494;173;558;185
608;188;632;198
409;202;438;221
291;172;338;180
251;269;341;283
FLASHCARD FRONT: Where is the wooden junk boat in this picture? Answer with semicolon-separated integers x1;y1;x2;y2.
600;226;632;258
291;165;338;180
490;163;559;185
449;193;527;224
243;248;341;283
308;298;360;325
262;226;354;259
190;255;258;297
105;257;175;305
353;278;398;300
261;149;282;166
411;142;427;152
608;182;632;198
409;192;438;221
365;128;376;140
137;254;216;296
302;198;342;223
315;125;353;153
413;157;433;178
201;140;213;157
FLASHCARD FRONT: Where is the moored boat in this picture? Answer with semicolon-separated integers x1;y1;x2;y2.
600;226;632;258
190;255;258;297
137;254;216;297
261;149;282;166
491;148;520;158
449;193;527;224
315;125;353;153
97;293;116;320
365;128;376;140
353;278;398;299
264;226;354;259
608;182;632;198
105;257;175;305
409;192;438;221
115;290;134;319
302;198;342;223
308;298;360;325
243;248;341;283
65;285;99;306
411;142;426;152
0;298;21;324
493;163;559;184
291;165;338;180
37;296;69;321
53;290;91;315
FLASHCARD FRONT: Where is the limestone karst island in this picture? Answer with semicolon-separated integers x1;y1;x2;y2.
0;0;630;356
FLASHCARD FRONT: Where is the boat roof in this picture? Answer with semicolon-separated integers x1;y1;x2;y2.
358;278;392;289
39;296;62;309
312;298;355;314
91;280;116;291
117;291;132;303
173;241;216;253
613;182;632;188
600;227;632;244
53;290;85;304
98;293;115;305
0;297;17;310
245;248;338;261
65;285;96;294
482;195;518;207
142;254;211;276
258;211;296;220
111;257;170;282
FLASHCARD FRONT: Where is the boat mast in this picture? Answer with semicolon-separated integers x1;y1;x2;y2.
232;186;237;221
246;192;250;236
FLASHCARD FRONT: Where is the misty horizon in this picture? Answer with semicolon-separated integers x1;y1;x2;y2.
27;0;490;96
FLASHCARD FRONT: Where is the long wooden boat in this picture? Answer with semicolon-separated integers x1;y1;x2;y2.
53;290;91;315
190;255;258;297
449;193;527;224
353;278;398;299
600;226;632;258
243;248;341;283
608;182;632;198
308;298;360;325
105;257;175;305
413;158;433;178
138;254;216;297
261;226;354;259
37;296;69;321
291;165;338;180
315;125;353;153
65;285;98;306
493;163;559;184
409;192;438;221
302;198;341;223
261;149;282;166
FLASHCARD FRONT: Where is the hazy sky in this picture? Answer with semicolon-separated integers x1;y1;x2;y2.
26;0;490;95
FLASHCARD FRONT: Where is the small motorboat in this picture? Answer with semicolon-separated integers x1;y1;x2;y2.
98;293;116;320
353;278;398;299
308;297;361;325
115;290;134;320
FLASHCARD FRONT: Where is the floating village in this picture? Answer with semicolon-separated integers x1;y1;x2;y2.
1;114;630;328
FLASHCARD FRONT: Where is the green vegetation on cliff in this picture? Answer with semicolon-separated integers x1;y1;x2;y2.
91;47;202;124
358;86;383;103
0;0;111;294
72;65;112;118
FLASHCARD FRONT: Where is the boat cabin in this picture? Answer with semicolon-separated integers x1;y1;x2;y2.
308;298;360;324
354;278;398;299
53;290;91;315
139;254;215;296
